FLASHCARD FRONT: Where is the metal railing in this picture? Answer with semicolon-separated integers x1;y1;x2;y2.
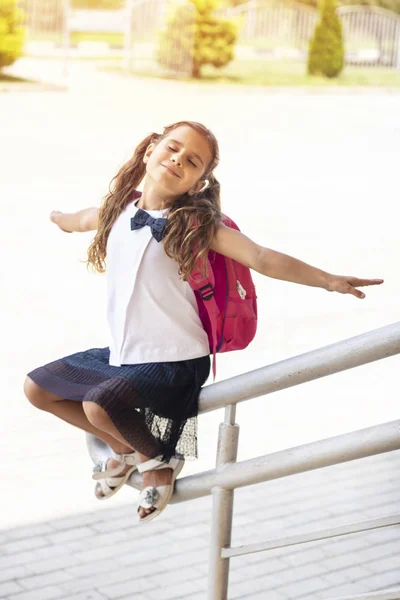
87;321;400;600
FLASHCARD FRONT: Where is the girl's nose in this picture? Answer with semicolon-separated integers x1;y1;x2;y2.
171;155;182;167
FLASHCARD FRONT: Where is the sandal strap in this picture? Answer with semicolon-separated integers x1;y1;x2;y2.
93;451;138;481
137;455;183;475
93;460;126;480
137;456;164;474
96;478;115;496
111;450;138;466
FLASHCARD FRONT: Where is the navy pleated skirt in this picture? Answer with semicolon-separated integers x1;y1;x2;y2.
27;347;211;461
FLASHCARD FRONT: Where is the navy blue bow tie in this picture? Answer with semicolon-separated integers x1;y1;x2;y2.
130;208;167;243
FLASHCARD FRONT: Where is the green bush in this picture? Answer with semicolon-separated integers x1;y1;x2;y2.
0;0;25;70
308;0;345;77
158;0;238;78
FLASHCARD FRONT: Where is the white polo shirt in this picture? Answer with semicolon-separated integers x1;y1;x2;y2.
106;200;210;366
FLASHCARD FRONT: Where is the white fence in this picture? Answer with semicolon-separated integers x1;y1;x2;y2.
225;1;400;68
123;0;195;76
338;5;400;67
17;0;400;73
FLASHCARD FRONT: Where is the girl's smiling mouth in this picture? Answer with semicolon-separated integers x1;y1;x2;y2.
161;164;181;177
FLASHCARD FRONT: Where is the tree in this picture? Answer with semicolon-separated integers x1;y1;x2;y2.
158;0;238;78
0;0;25;70
308;0;344;77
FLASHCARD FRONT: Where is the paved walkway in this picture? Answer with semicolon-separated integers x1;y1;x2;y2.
1;449;400;599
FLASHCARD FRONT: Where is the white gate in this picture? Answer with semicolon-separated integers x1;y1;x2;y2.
20;0;67;55
124;0;195;76
338;5;400;67
224;0;400;68
18;0;69;84
224;1;318;61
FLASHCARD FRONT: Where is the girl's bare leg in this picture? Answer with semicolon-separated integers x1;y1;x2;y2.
82;402;173;516
24;377;171;515
24;377;132;454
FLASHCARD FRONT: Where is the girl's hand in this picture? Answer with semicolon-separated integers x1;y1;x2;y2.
327;275;384;299
50;211;72;233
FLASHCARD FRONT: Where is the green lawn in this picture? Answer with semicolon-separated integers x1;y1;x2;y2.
107;58;400;87
70;31;124;46
26;31;124;47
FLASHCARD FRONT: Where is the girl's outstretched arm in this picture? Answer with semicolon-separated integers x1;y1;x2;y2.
210;224;383;299
50;208;99;233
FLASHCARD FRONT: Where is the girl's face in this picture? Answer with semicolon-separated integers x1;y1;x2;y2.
144;125;214;197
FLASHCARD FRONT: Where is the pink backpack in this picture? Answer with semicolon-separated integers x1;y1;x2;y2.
189;215;258;378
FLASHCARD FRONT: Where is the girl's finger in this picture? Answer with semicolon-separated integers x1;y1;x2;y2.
352;278;384;287
353;288;366;299
347;284;365;299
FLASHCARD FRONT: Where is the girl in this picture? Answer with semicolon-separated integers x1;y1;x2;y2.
24;120;383;524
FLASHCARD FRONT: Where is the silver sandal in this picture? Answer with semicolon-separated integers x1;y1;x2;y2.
92;450;140;500
137;455;185;523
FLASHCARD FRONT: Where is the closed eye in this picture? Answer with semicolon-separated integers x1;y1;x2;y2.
189;159;197;167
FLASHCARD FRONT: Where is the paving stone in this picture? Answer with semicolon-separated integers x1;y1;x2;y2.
3;537;51;556
45;526;96;545
97;575;156;598
277;575;330;598
361;570;400;592
18;570;74;591
0;580;24;597
151;566;204;587
58;593;108;600
6;525;55;541
24;555;82;576
317;582;368;599
7;586;66;600
0;566;32;584
143;579;204;600
61;565;157;595
323;565;372;585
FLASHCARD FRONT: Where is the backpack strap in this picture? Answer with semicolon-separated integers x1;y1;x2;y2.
189;258;219;380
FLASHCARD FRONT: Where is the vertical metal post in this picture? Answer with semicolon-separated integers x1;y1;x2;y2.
62;0;70;80
396;23;400;72
123;0;134;72
208;405;239;600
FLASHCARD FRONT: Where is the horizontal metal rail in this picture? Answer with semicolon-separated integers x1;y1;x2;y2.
221;513;400;558
172;419;400;503
85;321;400;600
198;322;400;414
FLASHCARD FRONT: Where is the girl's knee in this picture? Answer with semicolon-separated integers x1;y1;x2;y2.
82;401;111;429
23;377;55;410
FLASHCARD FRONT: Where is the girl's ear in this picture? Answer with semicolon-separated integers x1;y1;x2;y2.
143;142;155;164
188;179;209;196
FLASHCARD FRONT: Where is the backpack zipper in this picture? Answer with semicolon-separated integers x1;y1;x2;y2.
217;259;229;352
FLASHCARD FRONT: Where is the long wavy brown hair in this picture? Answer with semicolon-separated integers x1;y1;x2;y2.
87;121;221;280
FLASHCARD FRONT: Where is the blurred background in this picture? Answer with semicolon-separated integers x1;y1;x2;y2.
2;0;400;88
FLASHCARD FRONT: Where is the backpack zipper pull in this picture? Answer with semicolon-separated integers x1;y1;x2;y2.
236;280;246;300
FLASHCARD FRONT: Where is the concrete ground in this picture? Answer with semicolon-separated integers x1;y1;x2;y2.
1;58;399;598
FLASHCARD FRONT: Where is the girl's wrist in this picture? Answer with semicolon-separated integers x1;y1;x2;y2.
323;272;335;291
